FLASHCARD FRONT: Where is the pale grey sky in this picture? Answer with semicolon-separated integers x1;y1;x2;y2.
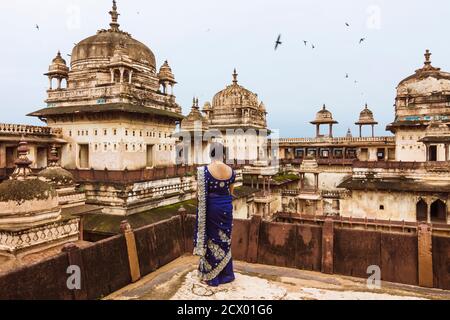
1;0;449;137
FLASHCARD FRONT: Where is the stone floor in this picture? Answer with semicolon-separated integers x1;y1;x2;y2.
107;255;450;300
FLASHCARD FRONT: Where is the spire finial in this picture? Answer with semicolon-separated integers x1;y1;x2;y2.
109;0;120;31
322;104;326;110
10;137;33;180
192;97;199;109
232;68;238;84
48;144;60;167
424;49;431;66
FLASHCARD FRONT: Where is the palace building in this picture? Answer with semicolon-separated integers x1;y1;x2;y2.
0;1;449;268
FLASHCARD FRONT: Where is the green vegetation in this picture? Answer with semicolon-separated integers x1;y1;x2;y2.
272;173;300;183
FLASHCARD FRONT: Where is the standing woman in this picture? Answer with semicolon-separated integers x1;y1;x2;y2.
193;142;236;286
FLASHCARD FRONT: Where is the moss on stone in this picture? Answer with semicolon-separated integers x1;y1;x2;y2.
272;173;300;183
0;179;56;204
38;167;74;186
83;199;198;235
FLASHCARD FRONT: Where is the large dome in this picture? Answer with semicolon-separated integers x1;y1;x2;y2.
397;50;450;96
71;32;156;70
70;1;156;71
212;69;260;110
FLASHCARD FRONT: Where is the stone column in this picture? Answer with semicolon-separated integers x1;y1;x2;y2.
110;69;114;83
57;78;62;89
119;67;125;83
316;125;320;138
129;70;133;84
359;125;362;138
329;124;333;137
321;218;334;274
120;220;141;283
417;223;433;287
371;124;375;138
48;77;53;90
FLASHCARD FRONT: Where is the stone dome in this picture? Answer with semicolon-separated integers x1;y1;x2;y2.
426;121;450;135
158;60;176;83
355;104;377;125
207;69;267;130
212;69;260;110
203;101;212;111
181;98;209;132
0;179;60;228
45;51;69;76
37;145;74;187
311;105;338;124
0;140;60;229
397;50;450;96
38;167;74;187
70;1;156;71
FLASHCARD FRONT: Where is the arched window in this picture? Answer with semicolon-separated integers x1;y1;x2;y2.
430;199;447;223
416;199;427;222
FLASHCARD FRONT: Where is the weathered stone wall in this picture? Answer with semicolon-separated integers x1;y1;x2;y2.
0;215;448;299
340;190;418;222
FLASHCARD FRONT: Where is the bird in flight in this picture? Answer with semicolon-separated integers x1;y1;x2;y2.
35;24;39;31
67;54;72;57
274;34;282;50
311;44;315;49
359;38;366;44
345;22;350;27
303;40;308;46
345;73;349;79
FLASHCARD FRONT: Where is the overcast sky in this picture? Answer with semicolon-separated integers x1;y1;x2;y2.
1;0;449;137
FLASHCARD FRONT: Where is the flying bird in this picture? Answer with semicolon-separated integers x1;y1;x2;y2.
67;54;72;57
359;38;366;44
345;73;349;78
274;34;282;50
311;44;315;49
303;40;308;46
345;22;350;27
35;24;39;31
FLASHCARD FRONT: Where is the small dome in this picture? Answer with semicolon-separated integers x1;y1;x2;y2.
259;102;266;112
157;60;176;83
311;104;338;124
52;51;67;65
181;98;209;131
38;167;74;187
355;104;378;125
203;101;212;111
45;51;69;76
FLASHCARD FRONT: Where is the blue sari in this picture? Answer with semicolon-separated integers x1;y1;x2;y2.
193;166;236;286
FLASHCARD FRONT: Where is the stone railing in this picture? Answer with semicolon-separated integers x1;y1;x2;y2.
46;84;180;112
0;123;62;136
274;136;395;144
353;161;450;171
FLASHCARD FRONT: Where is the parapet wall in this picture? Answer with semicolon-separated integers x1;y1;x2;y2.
0;214;448;299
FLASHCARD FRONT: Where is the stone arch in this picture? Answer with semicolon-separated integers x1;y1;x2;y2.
416;198;428;222
430;199;447;223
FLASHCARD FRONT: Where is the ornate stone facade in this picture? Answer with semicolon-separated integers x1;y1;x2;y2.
29;1;183;171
